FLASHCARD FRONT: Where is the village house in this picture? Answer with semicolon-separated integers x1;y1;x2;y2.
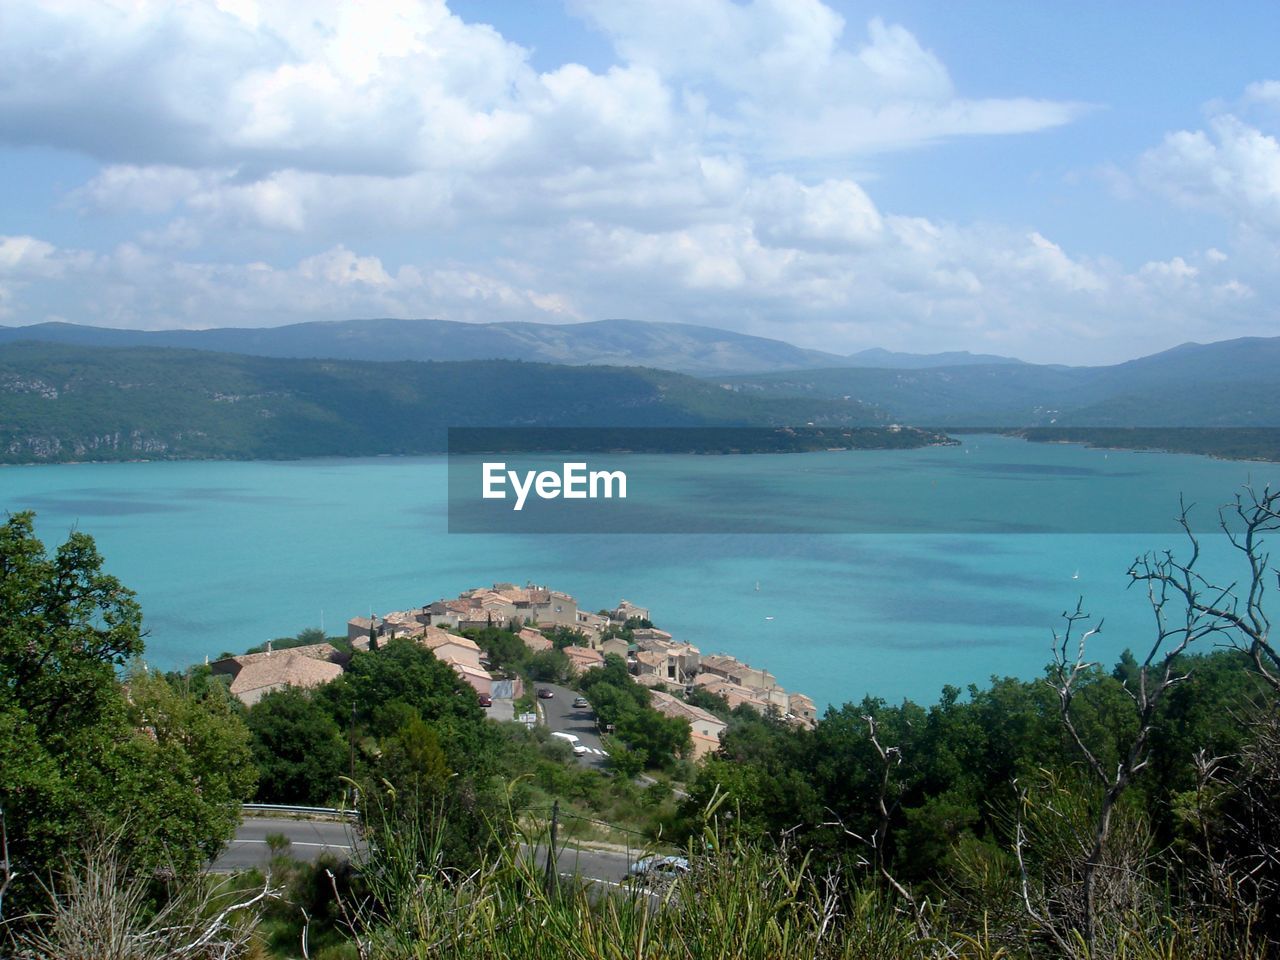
633;649;670;688
530;588;579;628
518;626;553;652
346;616;376;644
563;645;605;676
633;637;700;685
611;599;650;623
693;675;773;714
210;643;343;706
788;692;818;725
417;627;493;696
698;654;778;693
599;635;631;661
449;661;493;697
574;610;610;645
418;627;483;669
649;689;727;760
630;627;672;643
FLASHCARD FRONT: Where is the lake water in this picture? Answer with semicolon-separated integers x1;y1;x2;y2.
3;435;1276;710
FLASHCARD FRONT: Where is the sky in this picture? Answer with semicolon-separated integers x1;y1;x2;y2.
2;2;1279;365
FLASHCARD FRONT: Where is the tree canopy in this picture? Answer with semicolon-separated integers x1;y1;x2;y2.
0;512;256;915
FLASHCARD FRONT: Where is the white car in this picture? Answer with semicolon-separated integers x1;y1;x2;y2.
627;855;689;881
550;731;588;756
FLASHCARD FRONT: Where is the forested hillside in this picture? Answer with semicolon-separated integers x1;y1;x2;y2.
0;342;896;463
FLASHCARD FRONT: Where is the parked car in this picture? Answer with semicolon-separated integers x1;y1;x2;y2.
478;693;492;707
627;855;689;882
572;695;589;709
537;687;554;699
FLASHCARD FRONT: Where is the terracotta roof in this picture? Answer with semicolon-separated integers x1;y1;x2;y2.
419;627;479;652
564;645;604;667
450;662;492;681
636;637;677;653
700;654;745;673
650;690;725;729
227;653;342;698
697;678;769;708
518;628;552;651
631;627;672;641
219;642;337;668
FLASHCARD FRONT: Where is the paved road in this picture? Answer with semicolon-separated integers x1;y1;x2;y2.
211;816;361;872
537;682;609;769
531;842;637;888
215;816;639;893
222;819;637;885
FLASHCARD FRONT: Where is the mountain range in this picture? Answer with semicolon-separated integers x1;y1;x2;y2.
727;336;1280;427
0;318;1021;376
0;318;1277;464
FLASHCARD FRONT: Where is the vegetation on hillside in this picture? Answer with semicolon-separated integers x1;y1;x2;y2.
0;343;918;463
727;335;1280;437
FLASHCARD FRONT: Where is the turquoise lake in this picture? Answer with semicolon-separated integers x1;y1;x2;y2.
3;435;1277;710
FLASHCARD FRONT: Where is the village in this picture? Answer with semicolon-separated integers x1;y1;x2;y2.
207;582;818;761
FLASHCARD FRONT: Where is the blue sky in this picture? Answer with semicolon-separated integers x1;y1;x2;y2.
2;1;1279;364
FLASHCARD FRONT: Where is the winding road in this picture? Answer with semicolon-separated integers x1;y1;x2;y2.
537;681;610;769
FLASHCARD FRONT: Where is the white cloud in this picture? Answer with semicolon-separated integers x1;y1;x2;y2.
748;175;883;251
10;1;1276;364
1139;111;1280;232
0;235;583;330
1139;256;1198;283
0;235;63;275
571;3;1086;158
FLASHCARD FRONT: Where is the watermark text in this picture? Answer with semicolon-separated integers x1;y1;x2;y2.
482;461;627;511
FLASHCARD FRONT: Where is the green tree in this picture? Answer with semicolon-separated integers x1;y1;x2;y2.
379;714;452;800
526;647;570;683
322;639;489;776
0;513;254;912
119;670;258;871
614;707;691;768
0;512;142;731
463;626;528;673
248;686;348;804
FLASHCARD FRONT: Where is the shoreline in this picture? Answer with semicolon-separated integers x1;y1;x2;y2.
6;429;1278;467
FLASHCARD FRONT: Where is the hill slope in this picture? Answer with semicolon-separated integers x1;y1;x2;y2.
728;336;1280;427
0;343;909;463
0;318;1030;374
0;318;854;376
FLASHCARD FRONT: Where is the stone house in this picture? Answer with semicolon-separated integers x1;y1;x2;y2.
649;689;727;760
210;644;343;706
563;645;605;676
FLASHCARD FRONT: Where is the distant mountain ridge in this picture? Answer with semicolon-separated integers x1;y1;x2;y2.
845;347;1024;369
1;318;1277;429
726;336;1280;427
0;317;1023;375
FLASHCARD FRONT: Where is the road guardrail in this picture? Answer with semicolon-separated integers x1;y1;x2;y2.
242;802;360;820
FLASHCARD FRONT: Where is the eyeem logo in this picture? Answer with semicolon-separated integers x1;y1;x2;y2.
482;462;628;511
